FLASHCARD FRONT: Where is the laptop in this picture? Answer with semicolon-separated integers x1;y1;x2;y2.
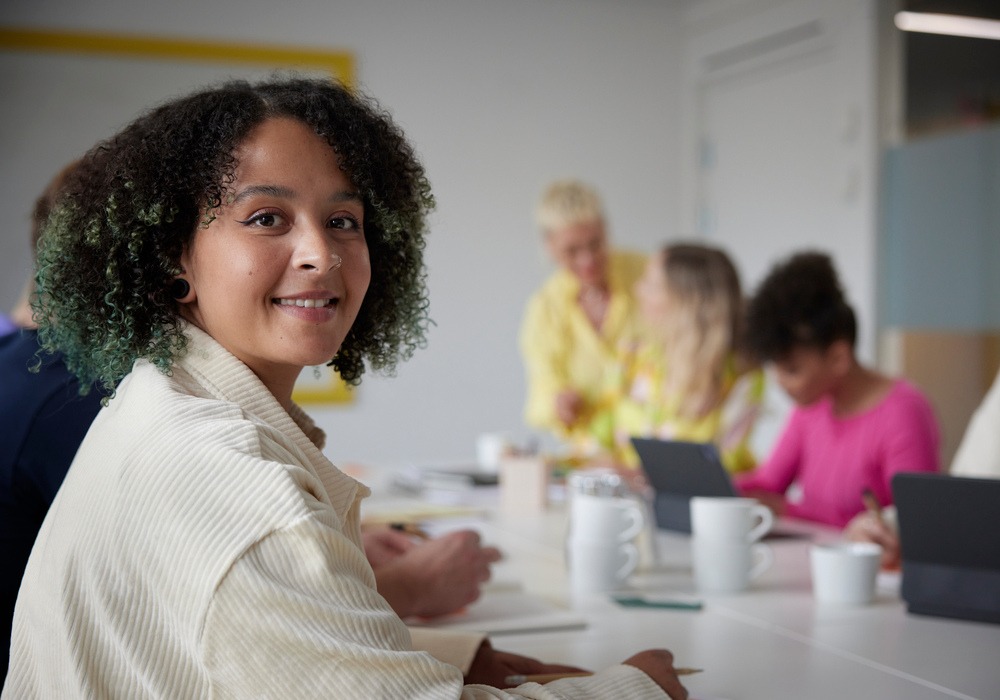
893;472;1000;625
632;437;807;538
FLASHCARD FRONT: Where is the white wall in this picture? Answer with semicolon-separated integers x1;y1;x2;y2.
677;0;880;361
0;0;684;466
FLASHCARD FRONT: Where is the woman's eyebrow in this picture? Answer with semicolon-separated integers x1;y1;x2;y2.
232;184;295;204
330;190;363;204
230;186;363;205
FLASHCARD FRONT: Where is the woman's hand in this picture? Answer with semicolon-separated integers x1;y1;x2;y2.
466;642;689;699
744;489;786;518
844;511;900;569
372;530;502;619
465;639;586;687
555;389;585;428
623;649;689;700
360;524;418;569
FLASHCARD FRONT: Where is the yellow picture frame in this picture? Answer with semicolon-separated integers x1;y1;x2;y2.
0;27;354;86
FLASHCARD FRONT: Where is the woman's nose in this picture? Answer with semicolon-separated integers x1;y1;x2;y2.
293;226;342;272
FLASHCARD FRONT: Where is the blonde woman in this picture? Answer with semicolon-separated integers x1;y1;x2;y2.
586;243;764;472
519;180;646;437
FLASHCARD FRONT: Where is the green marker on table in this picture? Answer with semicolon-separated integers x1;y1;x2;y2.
612;595;703;611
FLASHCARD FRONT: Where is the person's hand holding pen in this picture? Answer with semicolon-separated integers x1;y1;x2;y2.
361;524;502;619
844;488;901;570
467;645;692;700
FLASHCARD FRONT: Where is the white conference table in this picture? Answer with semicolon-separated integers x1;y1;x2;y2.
360;469;999;700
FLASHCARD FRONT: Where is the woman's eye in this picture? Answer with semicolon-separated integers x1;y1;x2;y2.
238;211;285;228
329;216;361;231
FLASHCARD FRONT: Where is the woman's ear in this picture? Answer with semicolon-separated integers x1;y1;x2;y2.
174;249;196;304
171;278;194;303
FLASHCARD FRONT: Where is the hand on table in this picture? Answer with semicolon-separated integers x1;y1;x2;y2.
465;642;689;699
744;489;786;518
465;639;586;687
361;524;418;569
623;649;690;700
370;528;502;619
844;511;900;569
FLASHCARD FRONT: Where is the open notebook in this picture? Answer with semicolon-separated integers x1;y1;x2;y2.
408;584;587;635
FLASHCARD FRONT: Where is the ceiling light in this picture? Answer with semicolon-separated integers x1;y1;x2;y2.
894;11;1000;40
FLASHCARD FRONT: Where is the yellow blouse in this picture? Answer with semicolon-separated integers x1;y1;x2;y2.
519;250;647;435
577;343;764;473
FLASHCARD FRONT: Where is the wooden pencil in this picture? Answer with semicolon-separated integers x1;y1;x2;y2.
389;522;431;540
505;668;702;685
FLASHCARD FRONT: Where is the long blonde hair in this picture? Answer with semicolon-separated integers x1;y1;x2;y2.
658;243;744;418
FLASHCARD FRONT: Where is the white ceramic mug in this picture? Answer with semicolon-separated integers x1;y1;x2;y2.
475;432;511;473
691;538;773;593
569;494;645;544
567;538;639;594
810;542;882;605
690;496;774;543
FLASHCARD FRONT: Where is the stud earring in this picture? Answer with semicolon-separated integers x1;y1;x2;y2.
171;278;191;300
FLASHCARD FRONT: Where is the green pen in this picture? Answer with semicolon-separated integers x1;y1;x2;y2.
612;595;703;611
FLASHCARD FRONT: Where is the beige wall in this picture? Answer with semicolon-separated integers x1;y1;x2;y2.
882;330;1000;468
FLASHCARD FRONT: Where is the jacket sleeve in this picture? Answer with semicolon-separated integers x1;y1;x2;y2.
519;293;569;433
735;407;805;497
877;388;940;497
203;518;669;699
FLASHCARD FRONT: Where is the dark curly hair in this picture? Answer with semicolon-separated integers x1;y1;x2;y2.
33;76;434;394
744;251;856;362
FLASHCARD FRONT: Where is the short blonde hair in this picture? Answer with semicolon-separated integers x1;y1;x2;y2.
535;179;604;232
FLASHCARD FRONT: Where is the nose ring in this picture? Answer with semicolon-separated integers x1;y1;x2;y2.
331;253;343;270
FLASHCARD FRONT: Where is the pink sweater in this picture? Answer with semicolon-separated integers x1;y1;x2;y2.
736;380;940;527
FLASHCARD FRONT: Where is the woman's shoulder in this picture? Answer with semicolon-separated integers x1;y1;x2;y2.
111;360;248;434
88;362;342;531
524;267;577;315
884;378;934;411
610;249;648;286
880;378;937;424
723;353;765;393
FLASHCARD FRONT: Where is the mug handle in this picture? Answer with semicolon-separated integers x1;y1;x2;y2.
617;543;640;580
617;503;645;543
746;504;775;543
749;543;774;580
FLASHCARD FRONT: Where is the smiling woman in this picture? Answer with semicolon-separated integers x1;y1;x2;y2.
32;78;431;397
175;117;372;408
7;77;688;699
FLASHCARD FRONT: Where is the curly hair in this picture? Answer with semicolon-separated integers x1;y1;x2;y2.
744;251;856;363
33;76;434;394
31;160;82;260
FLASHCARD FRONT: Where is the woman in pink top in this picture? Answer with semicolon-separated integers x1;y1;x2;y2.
735;252;940;528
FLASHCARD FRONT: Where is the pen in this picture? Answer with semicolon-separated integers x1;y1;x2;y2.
505;668;702;685
613;596;703;611
389;522;431;540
